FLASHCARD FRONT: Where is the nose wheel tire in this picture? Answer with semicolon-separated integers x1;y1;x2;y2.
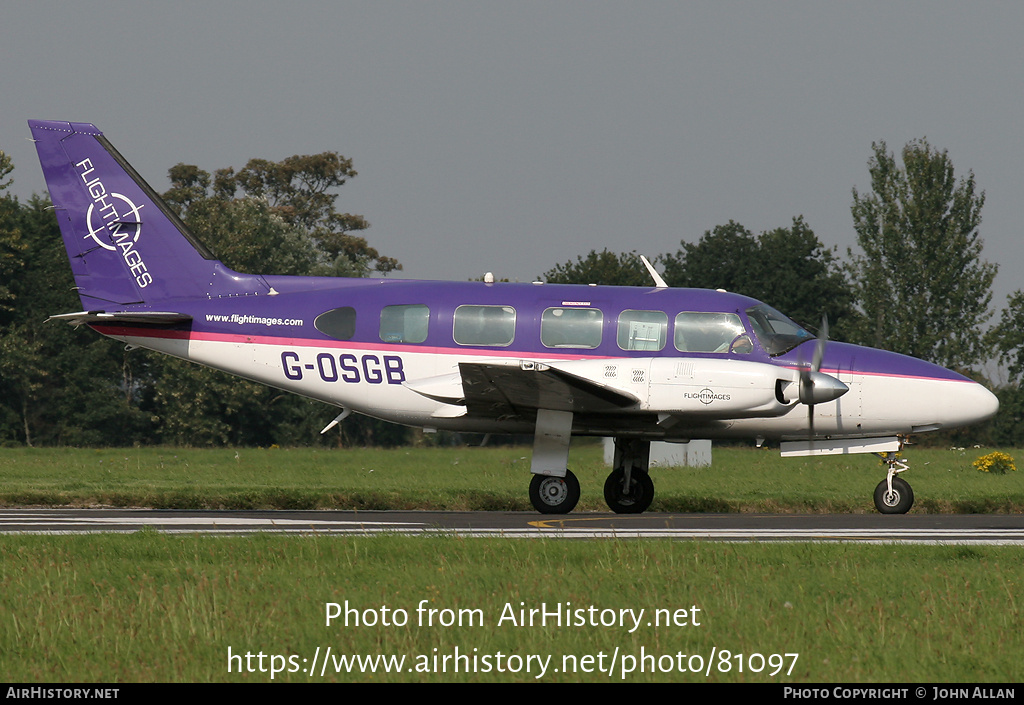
529;470;581;514
604;467;655;514
873;476;914;514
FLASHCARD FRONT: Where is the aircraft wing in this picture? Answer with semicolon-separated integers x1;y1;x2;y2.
458;361;640;417
48;311;193;327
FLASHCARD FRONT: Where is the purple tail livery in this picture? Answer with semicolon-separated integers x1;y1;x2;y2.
30;119;999;515
29;119;266;307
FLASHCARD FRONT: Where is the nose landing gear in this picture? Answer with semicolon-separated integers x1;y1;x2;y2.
873;450;913;514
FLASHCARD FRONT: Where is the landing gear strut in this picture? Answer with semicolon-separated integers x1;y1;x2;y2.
605;438;655;514
528;409;579;514
873;450;914;514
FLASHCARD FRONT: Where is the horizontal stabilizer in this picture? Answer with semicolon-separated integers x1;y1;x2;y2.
48;310;192;327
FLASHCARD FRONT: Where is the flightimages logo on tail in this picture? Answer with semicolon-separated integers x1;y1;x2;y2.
76;158;152;288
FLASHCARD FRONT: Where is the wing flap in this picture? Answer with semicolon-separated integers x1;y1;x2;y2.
459;361;639;418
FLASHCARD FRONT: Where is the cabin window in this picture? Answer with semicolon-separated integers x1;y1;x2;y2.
314;306;357;341
541;307;603;348
379;304;429;344
673;312;749;353
453;305;516;346
617;310;667;351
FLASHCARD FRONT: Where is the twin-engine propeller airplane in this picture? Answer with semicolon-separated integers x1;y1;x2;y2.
29;120;999;515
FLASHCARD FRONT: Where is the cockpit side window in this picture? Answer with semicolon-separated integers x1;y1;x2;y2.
379;304;430;344
617;310;667;351
745;304;812;356
674;312;749;354
541;307;603;348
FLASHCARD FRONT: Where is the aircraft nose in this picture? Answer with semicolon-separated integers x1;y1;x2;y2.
837;343;1000;434
922;378;1000;432
959;381;1000;426
877;348;1000;430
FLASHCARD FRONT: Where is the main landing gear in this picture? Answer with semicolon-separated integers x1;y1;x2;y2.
873;450;914;514
528;409;582;515
526;413;655;514
527;459;656;515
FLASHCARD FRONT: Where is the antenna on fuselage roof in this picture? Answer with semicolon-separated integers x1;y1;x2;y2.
639;255;668;288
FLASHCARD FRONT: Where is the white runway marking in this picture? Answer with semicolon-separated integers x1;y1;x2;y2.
1;510;1023;543
0;513;417;527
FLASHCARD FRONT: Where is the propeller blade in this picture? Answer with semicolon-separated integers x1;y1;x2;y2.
812;315;828;372
804;315;832;443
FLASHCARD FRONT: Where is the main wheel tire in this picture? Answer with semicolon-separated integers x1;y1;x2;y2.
529;470;581;514
873;476;914;514
604;467;655;514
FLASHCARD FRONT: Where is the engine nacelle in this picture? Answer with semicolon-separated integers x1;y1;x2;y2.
645;357;799;417
550;357;802;418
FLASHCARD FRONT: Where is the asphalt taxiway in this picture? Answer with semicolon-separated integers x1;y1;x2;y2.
1;509;1023;544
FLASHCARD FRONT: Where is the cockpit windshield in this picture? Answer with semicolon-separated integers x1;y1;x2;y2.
745;304;813;356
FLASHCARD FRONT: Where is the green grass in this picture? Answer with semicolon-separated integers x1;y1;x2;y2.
2;445;1023;683
1;533;1022;682
2;444;1023;512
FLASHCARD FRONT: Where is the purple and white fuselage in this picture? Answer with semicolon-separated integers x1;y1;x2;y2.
30;120;998;515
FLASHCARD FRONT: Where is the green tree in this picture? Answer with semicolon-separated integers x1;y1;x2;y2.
848;138;995;369
540;248;653;286
164;154;400;277
1;158;50;445
0;151;25;312
662;220;759;290
0;191;148;447
990;291;1024;383
661;218;854;335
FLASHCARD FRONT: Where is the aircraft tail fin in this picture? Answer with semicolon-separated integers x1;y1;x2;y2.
28;120;268;308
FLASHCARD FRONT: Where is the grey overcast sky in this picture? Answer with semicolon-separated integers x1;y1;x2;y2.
2;1;1022;308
